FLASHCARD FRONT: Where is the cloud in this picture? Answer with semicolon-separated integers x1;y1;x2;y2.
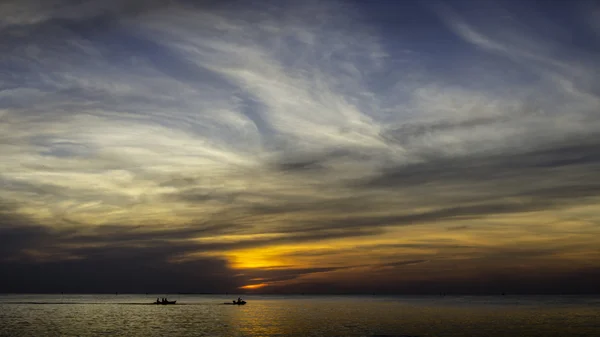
0;248;239;294
0;203;385;292
1;0;600;293
432;0;600;102
360;136;600;193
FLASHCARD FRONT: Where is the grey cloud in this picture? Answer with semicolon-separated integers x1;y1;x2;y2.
161;188;242;204
65;226;383;255
0;225;59;260
155;133;600;238
0;205;71;259
234;198;564;236
359;136;600;204
280;243;474;260
446;225;469;231
0;208;240;293
0;0;177;28
262;267;600;295
0;205;384;263
66;222;246;244
275;157;327;172
0;249;240;294
379;259;430;268
381;115;510;146
0;207;385;293
242;266;346;284
271;148;362;173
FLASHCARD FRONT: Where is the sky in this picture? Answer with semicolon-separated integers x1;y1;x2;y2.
1;0;599;294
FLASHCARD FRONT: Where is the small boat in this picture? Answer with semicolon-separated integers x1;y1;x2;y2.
224;300;246;305
154;299;176;305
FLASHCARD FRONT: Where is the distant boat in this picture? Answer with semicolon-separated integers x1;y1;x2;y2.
224;300;246;305
154;299;176;305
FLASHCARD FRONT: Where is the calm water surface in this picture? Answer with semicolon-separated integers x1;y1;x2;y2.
1;294;599;336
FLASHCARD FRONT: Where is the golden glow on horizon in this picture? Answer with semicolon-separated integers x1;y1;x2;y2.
225;247;296;269
240;283;269;290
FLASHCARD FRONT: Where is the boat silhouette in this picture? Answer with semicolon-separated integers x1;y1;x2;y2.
154;298;176;305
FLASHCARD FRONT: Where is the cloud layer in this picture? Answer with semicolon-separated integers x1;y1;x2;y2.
1;0;599;293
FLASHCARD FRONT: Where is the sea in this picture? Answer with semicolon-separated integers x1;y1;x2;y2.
1;294;599;336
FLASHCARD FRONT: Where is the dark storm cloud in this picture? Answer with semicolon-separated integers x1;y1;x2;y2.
0;249;240;294
0;210;240;293
0;205;69;259
0;224;57;260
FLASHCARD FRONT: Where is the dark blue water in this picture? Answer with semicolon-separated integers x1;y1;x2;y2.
1;294;599;336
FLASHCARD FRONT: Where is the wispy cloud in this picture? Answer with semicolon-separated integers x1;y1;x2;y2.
1;0;599;293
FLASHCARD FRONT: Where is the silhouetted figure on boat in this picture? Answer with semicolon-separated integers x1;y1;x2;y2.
154;297;176;305
225;297;246;305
